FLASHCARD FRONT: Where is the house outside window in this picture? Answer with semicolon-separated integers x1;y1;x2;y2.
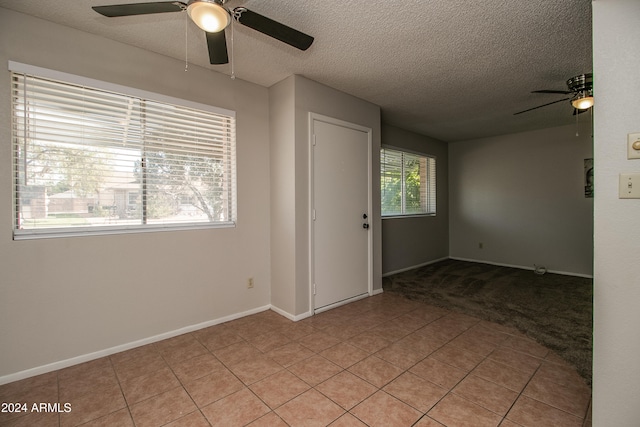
380;147;436;216
10;63;236;239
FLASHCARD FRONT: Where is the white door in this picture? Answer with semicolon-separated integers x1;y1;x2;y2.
311;115;371;312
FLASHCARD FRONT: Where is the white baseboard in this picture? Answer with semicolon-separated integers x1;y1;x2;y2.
269;305;312;322
2;286;399;386
381;256;592;279
0;304;271;386
382;257;449;277
449;257;594;279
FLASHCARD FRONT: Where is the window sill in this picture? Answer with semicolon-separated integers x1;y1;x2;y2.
13;222;236;241
382;214;436;220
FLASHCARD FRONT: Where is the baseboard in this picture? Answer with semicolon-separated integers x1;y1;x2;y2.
449;257;594;279
271;288;386;320
382;257;449;277
269;305;312;322
0;304;271;386
1;286;407;385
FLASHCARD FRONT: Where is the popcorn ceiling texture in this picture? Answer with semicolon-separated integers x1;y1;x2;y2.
0;0;592;141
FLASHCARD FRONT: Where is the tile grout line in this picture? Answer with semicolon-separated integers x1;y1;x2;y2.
1;294;590;427
108;352;136;427
497;354;543;426
157;338;214;427
56;370;61;427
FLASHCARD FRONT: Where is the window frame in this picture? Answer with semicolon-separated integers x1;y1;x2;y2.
380;145;436;218
9;62;237;240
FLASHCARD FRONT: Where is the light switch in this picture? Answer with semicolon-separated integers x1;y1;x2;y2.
619;173;640;199
629;133;640;159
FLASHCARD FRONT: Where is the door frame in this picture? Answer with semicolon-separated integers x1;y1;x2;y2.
308;112;373;314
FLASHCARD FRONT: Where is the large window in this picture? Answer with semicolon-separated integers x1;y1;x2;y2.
380;147;436;216
11;63;236;239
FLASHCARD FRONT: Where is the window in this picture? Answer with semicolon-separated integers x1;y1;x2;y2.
11;63;236;239
380;147;436;216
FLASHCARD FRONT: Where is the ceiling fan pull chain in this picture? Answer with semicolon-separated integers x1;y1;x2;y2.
184;10;189;72
230;14;235;80
230;7;248;79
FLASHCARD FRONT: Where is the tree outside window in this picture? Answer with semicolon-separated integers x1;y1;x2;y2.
11;70;236;238
381;148;436;216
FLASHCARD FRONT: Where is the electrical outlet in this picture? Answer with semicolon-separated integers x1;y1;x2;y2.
247;278;254;289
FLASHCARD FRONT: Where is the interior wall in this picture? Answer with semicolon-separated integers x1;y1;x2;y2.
294;76;382;315
0;9;272;380
592;1;640;424
268;77;296;316
381;125;449;274
448;123;594;276
268;75;381;318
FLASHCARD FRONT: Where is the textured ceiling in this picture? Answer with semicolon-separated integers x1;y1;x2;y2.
0;0;593;142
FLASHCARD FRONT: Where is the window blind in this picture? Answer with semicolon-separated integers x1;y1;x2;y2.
381;148;436;216
11;71;236;238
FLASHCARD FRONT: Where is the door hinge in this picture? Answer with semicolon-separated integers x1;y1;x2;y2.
312;209;316;221
312;134;317;146
313;283;317;295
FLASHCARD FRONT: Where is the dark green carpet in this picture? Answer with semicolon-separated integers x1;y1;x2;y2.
382;259;593;384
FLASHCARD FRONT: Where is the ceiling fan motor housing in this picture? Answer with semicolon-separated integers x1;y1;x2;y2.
186;0;227;7
567;73;593;94
567;73;593;110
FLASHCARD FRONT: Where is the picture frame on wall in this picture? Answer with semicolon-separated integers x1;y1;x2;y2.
585;158;594;198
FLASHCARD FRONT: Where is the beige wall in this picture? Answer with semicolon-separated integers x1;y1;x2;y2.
269;75;382;318
381;125;449;274
592;1;640;424
448;123;594;276
0;9;272;380
268;77;297;315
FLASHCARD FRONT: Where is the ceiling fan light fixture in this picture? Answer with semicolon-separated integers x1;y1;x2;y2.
187;0;230;33
571;92;594;110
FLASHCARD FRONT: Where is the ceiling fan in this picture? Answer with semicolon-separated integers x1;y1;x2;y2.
514;73;593;116
92;0;314;65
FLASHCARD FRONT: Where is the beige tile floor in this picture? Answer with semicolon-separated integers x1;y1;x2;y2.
0;293;592;427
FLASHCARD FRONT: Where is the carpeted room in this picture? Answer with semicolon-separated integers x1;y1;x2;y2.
383;259;593;383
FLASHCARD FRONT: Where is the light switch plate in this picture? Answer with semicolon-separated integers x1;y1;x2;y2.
619;173;640;199
629;133;640;159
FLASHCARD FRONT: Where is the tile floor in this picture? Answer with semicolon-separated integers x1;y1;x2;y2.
0;293;592;427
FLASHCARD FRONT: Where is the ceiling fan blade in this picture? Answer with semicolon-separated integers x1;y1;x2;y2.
514;97;571;115
532;90;573;94
93;1;186;17
206;31;229;64
234;8;314;51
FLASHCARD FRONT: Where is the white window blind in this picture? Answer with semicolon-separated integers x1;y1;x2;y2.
381;147;436;216
11;69;236;239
